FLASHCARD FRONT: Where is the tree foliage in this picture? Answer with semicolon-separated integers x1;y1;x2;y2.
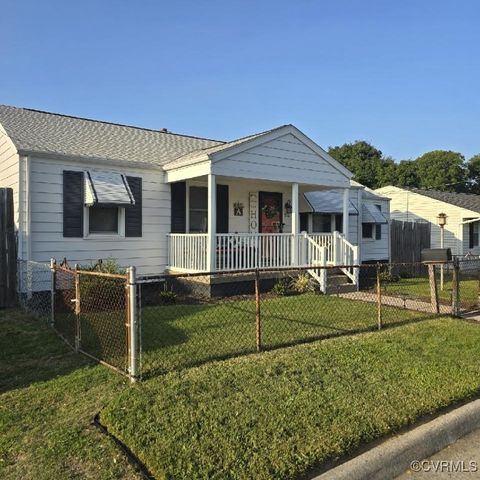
328;140;473;193
328;141;384;189
414;150;466;192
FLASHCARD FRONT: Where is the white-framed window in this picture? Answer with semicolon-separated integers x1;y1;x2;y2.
312;213;332;233
84;206;125;237
189;186;208;233
362;223;374;239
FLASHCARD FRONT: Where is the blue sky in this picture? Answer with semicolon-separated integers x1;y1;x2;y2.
1;0;479;160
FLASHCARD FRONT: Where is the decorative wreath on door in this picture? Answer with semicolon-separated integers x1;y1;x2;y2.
262;203;280;219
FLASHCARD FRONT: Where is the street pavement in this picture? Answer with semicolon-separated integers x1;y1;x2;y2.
396;428;480;479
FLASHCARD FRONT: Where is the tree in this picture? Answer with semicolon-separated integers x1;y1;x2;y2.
414;150;466;192
395;160;419;187
377;156;398;187
466;154;480;193
328;141;385;189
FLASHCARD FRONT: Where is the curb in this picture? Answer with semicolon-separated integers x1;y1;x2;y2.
313;398;480;480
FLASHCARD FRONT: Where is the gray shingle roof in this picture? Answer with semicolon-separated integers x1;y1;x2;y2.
0;105;223;166
404;187;480;215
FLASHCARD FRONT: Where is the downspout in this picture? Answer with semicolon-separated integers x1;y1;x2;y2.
25;155;31;263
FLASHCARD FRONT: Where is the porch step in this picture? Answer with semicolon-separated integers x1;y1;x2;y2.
328;273;352;286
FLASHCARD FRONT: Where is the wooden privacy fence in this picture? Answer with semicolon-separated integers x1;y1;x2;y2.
390;220;431;276
0;188;16;307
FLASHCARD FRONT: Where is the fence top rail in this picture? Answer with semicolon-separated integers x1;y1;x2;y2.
54;265;128;280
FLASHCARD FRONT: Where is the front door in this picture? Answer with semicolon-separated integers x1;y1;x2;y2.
259;191;283;233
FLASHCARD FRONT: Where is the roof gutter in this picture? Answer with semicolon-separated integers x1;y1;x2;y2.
460;218;480;224
17;149;165;171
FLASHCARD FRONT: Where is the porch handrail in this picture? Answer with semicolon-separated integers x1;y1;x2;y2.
168;233;208;272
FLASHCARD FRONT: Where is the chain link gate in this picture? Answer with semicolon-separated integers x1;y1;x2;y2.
50;260;139;381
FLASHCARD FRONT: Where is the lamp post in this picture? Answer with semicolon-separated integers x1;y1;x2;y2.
437;213;447;290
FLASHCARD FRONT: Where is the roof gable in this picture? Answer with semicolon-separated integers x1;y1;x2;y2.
164;125;353;181
376;186;480;215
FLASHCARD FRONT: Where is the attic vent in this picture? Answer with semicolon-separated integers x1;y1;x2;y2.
160;128;168;133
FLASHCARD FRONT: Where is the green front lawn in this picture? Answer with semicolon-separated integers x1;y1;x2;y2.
102;317;480;480
141;293;430;376
0;309;139;480
382;276;478;307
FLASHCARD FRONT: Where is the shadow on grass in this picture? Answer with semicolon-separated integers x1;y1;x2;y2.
140;300;439;380
0;308;95;393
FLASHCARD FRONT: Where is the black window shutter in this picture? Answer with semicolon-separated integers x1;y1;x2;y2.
375;224;382;240
125;176;142;237
63;171;84;237
216;184;229;234
470;222;475;248
171;182;186;233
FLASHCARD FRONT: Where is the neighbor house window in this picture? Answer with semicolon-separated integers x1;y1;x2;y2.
88;206;120;234
472;222;479;247
362;223;374;239
312;214;331;233
189;186;208;233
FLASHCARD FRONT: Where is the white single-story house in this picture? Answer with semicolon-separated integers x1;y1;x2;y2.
376;185;480;256
0;105;390;290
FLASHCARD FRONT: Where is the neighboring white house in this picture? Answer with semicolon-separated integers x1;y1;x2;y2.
0;105;390;290
376;185;480;256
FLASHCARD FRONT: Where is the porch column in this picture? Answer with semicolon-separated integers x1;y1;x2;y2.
342;188;349;241
207;174;216;272
291;183;299;265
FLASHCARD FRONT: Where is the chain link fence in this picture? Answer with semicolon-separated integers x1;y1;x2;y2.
15;258;480;382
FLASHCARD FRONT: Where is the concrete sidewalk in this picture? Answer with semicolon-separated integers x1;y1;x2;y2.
340;291;452;314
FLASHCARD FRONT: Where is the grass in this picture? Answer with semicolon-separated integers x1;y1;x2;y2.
141;293;430;376
0;308;140;480
101;316;480;480
382;275;479;307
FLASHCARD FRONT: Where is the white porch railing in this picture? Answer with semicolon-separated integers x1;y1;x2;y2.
167;232;359;286
168;234;208;272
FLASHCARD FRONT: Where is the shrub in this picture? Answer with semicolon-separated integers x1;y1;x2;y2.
159;289;177;305
290;273;314;293
271;279;289;296
79;258;126;310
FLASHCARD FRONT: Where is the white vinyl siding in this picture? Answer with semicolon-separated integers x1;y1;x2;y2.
0;129;19;226
376;186;478;255
360;194;390;262
213;133;350;188
28;156;170;275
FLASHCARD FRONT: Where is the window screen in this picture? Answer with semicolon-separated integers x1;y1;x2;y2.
312;214;331;233
362;223;374;238
189;186;208;233
89;207;118;234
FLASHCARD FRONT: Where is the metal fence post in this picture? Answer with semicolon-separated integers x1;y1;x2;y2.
74;264;81;351
376;263;382;330
452;259;460;317
427;263;440;314
255;269;262;352
50;258;56;327
128;266;139;382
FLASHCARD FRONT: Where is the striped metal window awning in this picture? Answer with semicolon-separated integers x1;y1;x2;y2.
362;204;388;224
303;191;359;215
84;171;135;206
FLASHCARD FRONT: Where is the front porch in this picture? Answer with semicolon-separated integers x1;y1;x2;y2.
167;231;358;273
163;125;360;289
